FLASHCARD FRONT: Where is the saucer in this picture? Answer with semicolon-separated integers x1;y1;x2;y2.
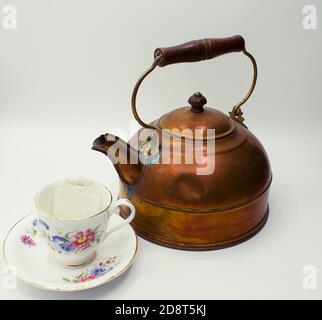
3;213;138;291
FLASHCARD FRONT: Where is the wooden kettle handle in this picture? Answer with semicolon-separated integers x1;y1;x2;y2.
154;35;245;67
132;35;256;130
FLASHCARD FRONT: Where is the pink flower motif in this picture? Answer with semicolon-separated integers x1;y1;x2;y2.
70;229;95;250
20;235;36;247
79;274;96;282
106;256;116;264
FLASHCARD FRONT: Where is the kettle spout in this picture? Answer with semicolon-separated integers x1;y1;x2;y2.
92;134;144;186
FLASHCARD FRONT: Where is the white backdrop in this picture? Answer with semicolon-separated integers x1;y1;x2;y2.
0;0;321;299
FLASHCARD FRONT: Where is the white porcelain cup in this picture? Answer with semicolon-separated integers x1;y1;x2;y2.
34;177;135;267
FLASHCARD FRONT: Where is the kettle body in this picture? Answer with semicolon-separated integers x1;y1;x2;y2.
93;36;272;250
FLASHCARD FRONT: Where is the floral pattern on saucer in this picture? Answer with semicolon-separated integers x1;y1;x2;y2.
21;219;104;254
63;256;117;283
5;214;137;292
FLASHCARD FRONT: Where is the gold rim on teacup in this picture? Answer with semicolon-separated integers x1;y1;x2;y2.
32;177;136;267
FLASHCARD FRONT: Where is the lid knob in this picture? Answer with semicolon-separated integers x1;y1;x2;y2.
188;92;207;113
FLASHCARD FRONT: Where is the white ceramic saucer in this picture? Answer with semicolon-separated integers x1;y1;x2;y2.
3;213;138;291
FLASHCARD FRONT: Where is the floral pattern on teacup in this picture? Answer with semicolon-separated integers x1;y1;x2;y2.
21;219;104;254
20;220;38;247
63;256;117;283
20;234;36;247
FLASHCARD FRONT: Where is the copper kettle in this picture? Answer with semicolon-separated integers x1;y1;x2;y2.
92;36;272;250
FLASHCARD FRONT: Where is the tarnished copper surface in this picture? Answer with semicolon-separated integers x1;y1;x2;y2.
119;186;269;250
128;119;271;212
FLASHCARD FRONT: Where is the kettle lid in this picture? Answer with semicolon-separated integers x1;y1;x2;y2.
158;92;236;140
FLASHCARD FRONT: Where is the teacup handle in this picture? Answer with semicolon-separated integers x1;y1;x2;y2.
104;199;135;239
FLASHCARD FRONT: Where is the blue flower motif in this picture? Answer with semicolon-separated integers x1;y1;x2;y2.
32;219;38;227
52;235;73;252
38;219;49;230
90;266;111;276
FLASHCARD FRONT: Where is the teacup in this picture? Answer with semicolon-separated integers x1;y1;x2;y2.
34;177;135;267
